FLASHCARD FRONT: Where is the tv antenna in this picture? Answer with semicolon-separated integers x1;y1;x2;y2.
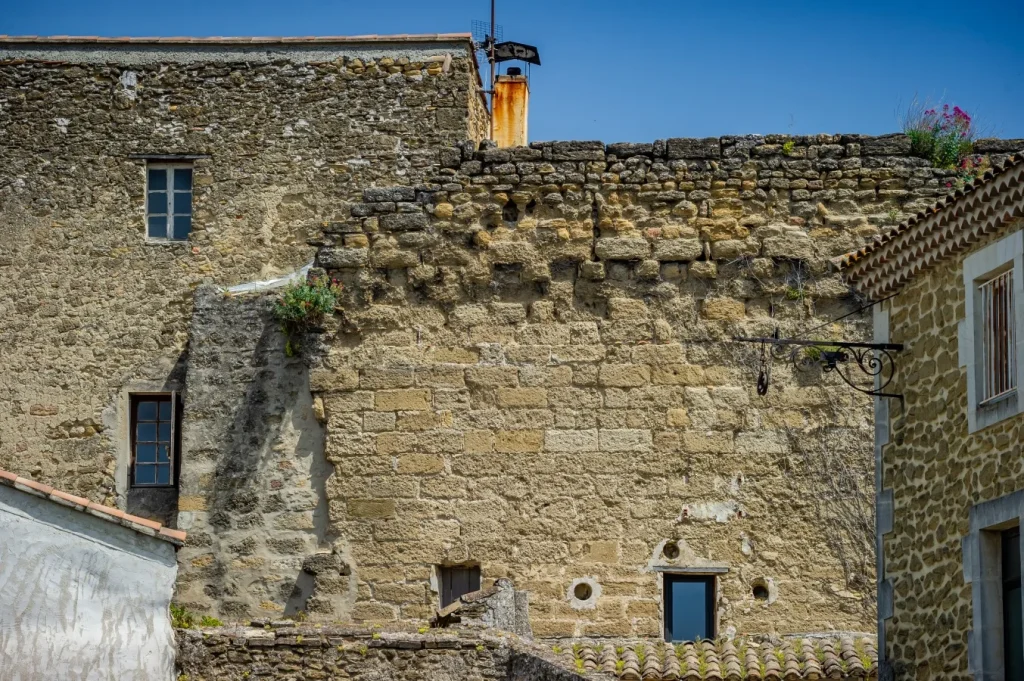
472;1;501;140
472;1;542;142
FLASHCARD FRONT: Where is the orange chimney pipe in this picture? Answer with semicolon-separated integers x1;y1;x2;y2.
493;74;529;148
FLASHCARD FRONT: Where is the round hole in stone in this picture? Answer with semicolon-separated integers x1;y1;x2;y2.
662;541;680;560
753;584;770;601
573;583;593;601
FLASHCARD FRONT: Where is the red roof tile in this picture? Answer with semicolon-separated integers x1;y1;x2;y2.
0;467;186;546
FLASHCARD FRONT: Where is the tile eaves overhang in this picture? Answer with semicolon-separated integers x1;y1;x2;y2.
0;467;186;546
836;153;1024;300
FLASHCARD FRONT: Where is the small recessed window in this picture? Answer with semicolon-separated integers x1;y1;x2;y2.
130;394;178;487
664;574;715;642
980;268;1017;404
439;565;481;608
146;164;193;241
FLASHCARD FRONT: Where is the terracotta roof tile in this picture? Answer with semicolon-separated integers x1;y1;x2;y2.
0;33;474;46
0;467;185;546
836;153;1024;297
558;637;877;681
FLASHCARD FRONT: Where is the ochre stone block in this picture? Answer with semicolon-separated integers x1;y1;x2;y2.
397;453;445;475
702;297;746;320
178;495;208;512
375;389;431;411
495;430;544;453
348;499;396;519
598;364;651;387
651;364;707;385
496;388;548;408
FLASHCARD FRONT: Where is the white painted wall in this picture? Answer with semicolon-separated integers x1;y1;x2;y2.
0;485;178;681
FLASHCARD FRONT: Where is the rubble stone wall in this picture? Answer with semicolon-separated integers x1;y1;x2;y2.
0;42;485;511
306;137;1024;638
879;217;1024;680
175;627;592;681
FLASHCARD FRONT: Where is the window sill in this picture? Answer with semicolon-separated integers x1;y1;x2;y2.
979;389;1017;409
144;239;192;246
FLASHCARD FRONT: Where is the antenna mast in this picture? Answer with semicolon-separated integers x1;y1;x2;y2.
489;0;496;141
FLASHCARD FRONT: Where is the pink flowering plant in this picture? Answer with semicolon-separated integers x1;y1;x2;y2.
903;103;975;169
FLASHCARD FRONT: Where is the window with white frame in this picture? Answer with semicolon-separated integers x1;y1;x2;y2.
962;230;1024;433
963;491;1024;681
146;164;192;241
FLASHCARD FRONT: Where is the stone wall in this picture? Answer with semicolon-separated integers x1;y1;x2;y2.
301;136;1024;638
175;626;593;681
175;286;347;621
877;217;1024;680
0;40;485;512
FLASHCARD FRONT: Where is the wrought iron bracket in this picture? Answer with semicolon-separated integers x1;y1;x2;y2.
734;331;905;401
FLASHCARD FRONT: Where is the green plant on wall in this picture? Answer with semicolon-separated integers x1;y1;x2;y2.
273;276;343;356
902;103;975;169
782;140;795;155
170;604;195;629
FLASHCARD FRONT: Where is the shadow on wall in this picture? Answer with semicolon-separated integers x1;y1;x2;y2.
179;287;340;621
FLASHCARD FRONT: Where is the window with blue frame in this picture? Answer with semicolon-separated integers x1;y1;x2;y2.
130;394;177;487
664;574;716;642
146;164;192;241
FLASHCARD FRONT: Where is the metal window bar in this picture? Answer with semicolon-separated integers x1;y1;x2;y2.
981;269;1016;404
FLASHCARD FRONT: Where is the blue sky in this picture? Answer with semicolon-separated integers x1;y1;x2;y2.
4;0;1022;142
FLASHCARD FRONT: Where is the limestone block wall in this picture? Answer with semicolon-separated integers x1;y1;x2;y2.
0;40;485;510
877;218;1024;680
302;137;1024;638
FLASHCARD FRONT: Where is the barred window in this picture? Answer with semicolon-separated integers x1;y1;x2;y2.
980;268;1016;404
146;164;192;241
130;394;177;487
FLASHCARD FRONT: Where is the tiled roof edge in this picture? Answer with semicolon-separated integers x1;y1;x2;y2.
835;152;1024;294
0;468;186;546
0;34;475;45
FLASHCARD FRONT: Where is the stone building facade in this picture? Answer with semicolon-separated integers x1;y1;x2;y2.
0;34;487;524
841;156;1024;680
4;33;1024;650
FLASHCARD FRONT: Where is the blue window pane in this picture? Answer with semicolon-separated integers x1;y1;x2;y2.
148;216;167;239
159;401;172;420
173;168;192;191
157;445;170;463
173;215;192;240
158;423;172;442
137;401;158;420
665;576;713;642
147;191;167;213
173;192;192;214
134;465;156;485
156;465;171;486
148;168;167;190
136;445;157;463
136;423;156;442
